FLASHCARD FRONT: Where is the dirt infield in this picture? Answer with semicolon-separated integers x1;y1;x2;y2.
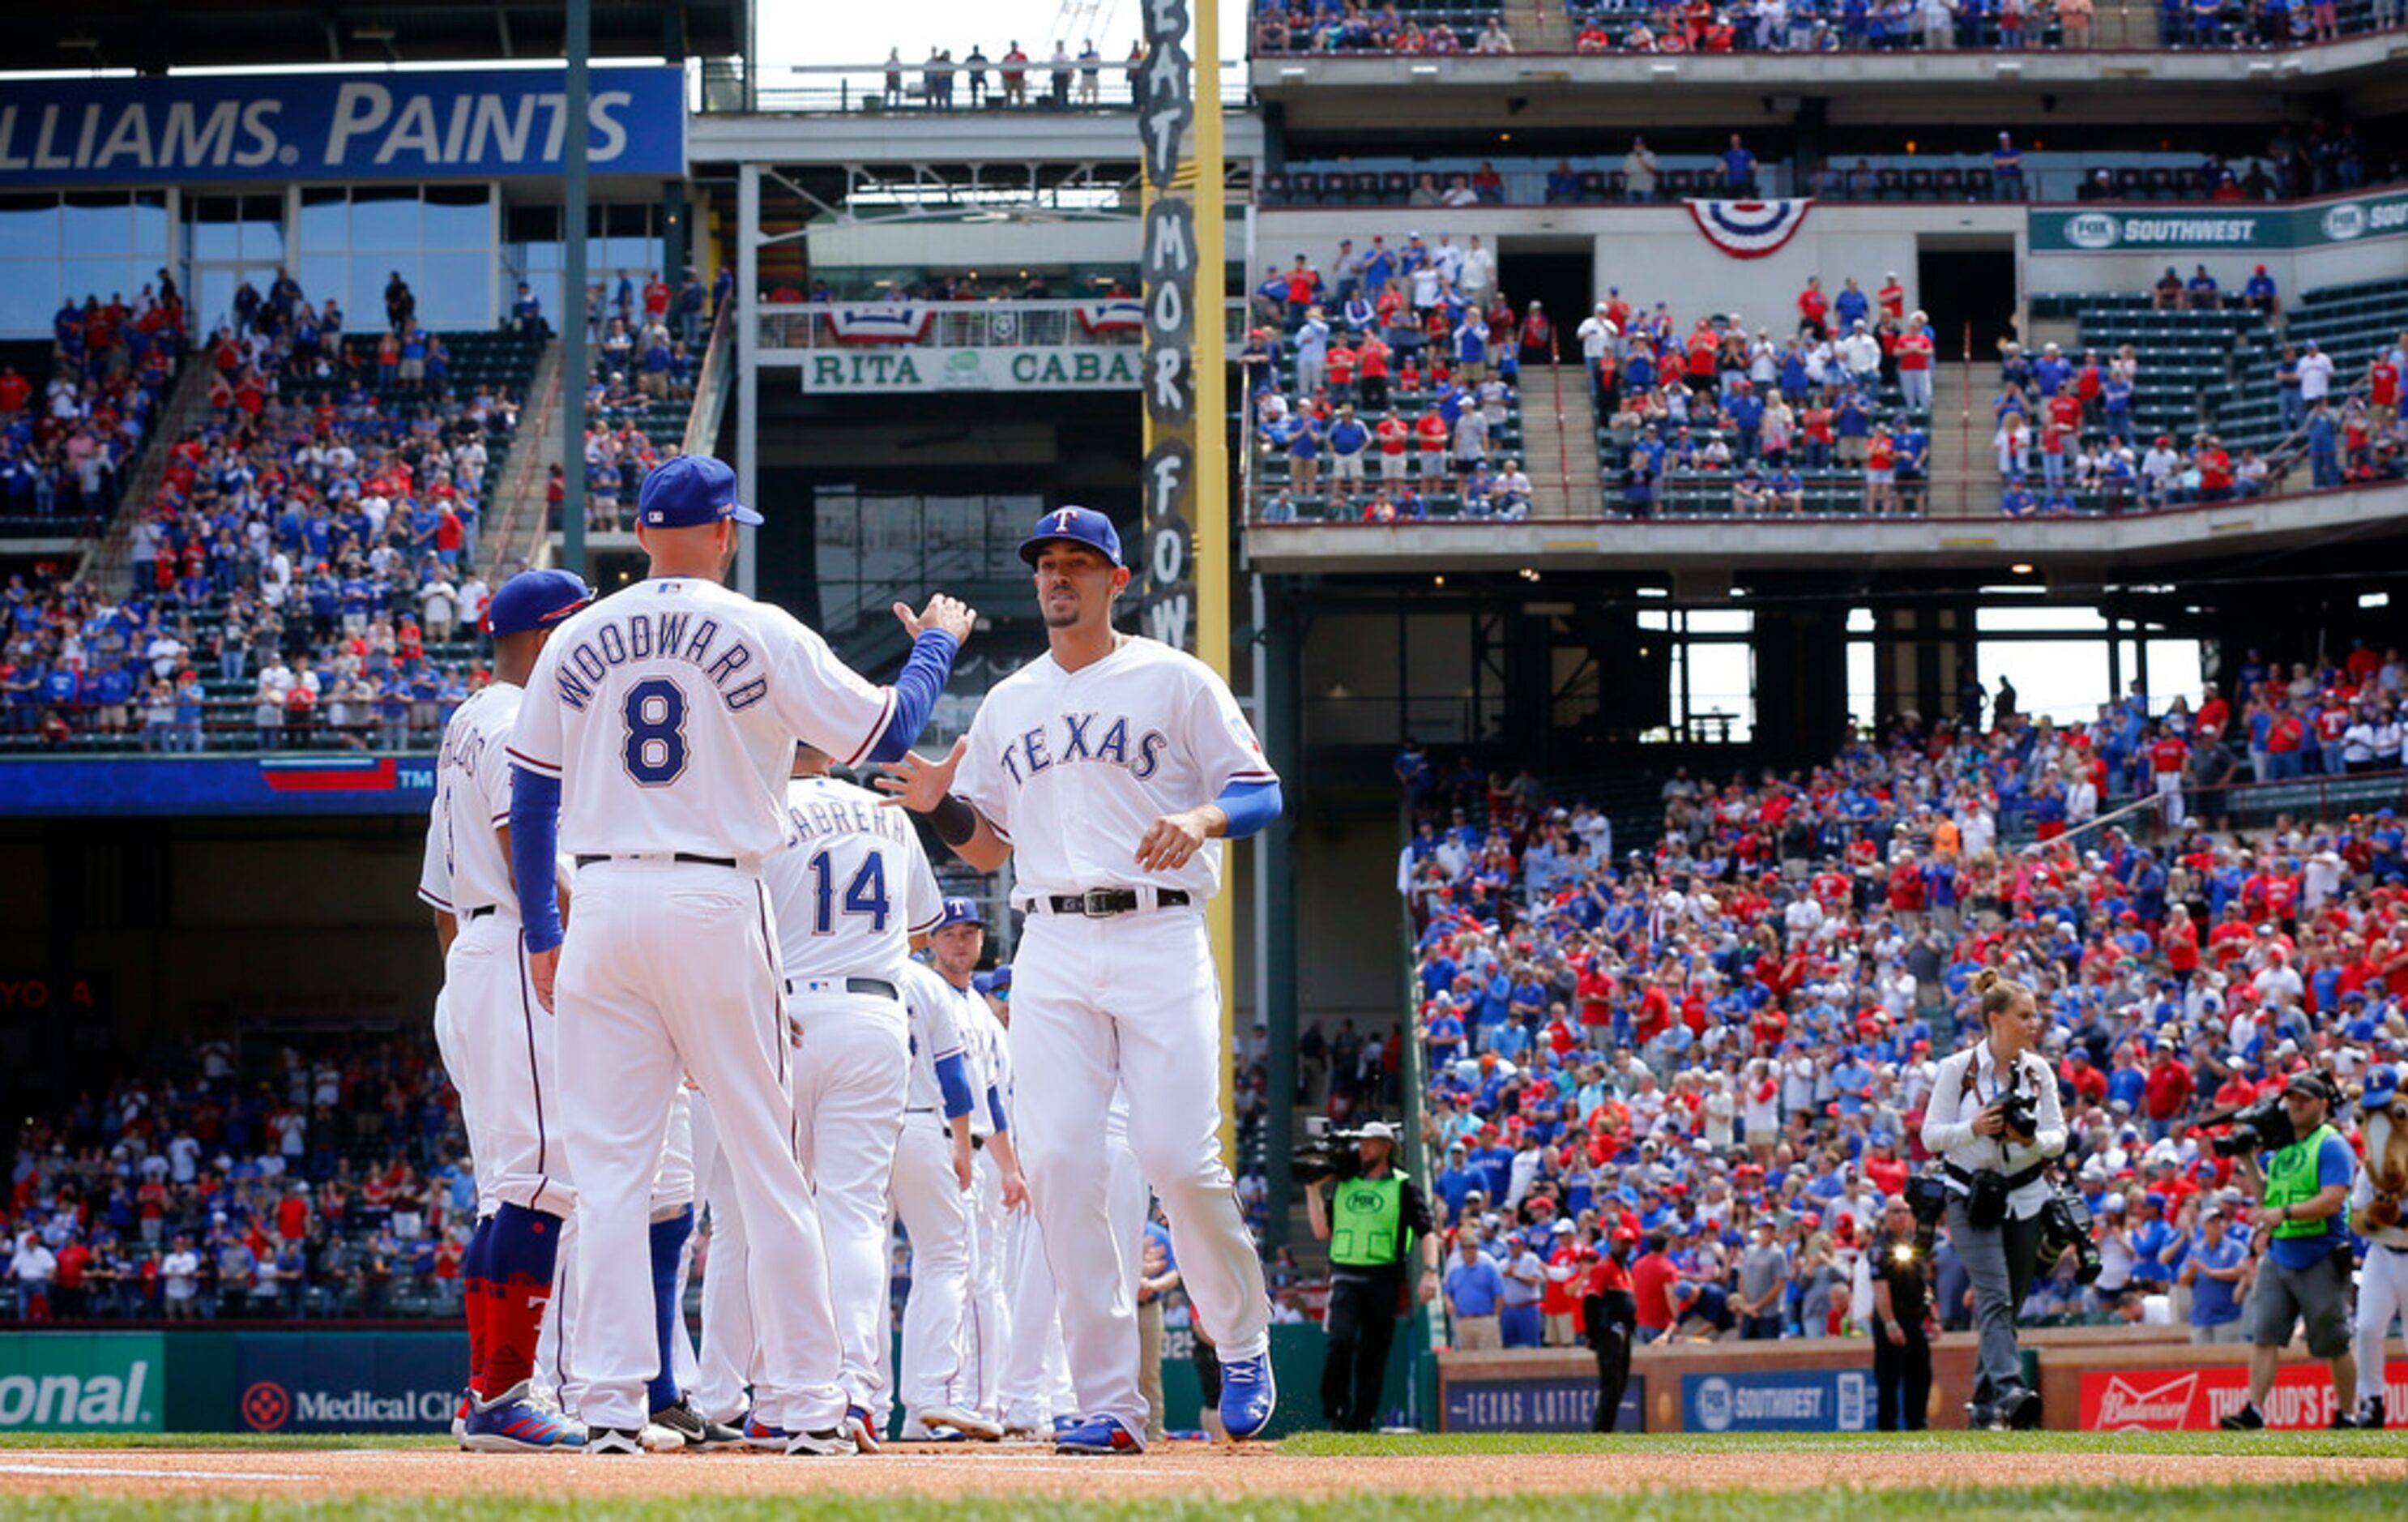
0;1443;2398;1502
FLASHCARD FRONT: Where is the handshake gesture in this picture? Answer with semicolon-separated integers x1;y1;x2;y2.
895;593;976;645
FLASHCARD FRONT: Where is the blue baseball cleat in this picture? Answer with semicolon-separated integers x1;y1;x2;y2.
460;1380;587;1451
1219;1352;1277;1440
1054;1413;1146;1455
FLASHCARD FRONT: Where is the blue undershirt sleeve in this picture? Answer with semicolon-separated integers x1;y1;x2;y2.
1213;777;1283;840
865;630;961;765
510;766;565;953
935;1051;975;1119
986;1086;1010;1135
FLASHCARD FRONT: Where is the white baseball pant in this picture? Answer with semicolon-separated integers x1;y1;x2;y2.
689;1092;753;1425
1011;906;1271;1433
2359;1241;2408;1409
429;990;499;1219
554;859;843;1434
998;1117;1145;1430
891;1114;976;1417
792;994;910;1415
540;1088;694;1415
442;913;578;1220
965;1148;1010;1418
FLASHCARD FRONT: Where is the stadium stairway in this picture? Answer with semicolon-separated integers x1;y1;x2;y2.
476;337;563;578
1512;0;1567;49
1924;361;1987;515
78;357;216;597
1520;362;1598;519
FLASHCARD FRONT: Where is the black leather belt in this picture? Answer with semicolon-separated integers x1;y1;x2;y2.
465;905;497;921
1042;888;1191;917
1945;1161;2050;1193
575;853;738;869
786;976;899;1002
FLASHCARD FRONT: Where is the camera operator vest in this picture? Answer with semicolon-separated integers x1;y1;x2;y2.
1330;1170;1409;1268
2267;1122;2340;1241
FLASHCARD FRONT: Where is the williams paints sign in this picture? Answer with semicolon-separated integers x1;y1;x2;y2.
0;67;684;187
1683;1369;1872;1432
801;345;1142;394
1444;1374;1644;1433
0;1335;163;1432
2080;1361;2408;1430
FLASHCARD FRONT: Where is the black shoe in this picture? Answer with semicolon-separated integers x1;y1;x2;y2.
2331;1409;2360;1430
586;1426;647;1454
1997;1388;2043;1430
651;1396;743;1450
2218;1403;2265;1430
2360;1395;2388;1430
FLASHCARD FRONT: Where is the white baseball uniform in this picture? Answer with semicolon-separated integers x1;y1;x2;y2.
999;1090;1144;1433
2350;1162;2408;1410
771;772;944;1419
954;634;1276;1432
890;960;981;1425
508;575;904;1435
419;681;574;1222
959;994;1014;1419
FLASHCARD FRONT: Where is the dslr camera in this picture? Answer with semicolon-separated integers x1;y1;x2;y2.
1293;1117;1371;1184
2039;1182;2104;1285
1902;1168;1951;1263
2205;1094;2299;1159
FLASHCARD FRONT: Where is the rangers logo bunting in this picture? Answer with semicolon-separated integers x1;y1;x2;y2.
1688;199;1815;259
1076;298;1146;335
822;306;934;344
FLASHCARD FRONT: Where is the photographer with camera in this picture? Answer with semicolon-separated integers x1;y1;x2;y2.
2217;1069;2362;1430
1920;969;2066;1430
1301;1121;1438;1432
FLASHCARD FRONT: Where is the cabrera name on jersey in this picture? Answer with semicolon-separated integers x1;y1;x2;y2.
769;774;945;989
955;636;1274;897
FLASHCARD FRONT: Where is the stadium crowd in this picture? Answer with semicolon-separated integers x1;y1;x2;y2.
1;270;537;750
0;282;185;530
1394;646;2408;1350
2;1035;476;1322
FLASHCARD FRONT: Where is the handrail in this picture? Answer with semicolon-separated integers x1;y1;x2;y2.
682;301;736;459
483;340;563;579
1546;321;1573;512
1396;827;1442;1366
2018;763;2408;856
1958;319;1975;519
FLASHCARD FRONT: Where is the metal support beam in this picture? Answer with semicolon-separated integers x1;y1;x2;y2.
1256;573;1301;1251
736;161;762;597
561;0;590;579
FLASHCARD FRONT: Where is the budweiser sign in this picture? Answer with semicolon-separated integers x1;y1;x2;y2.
2081;1362;2408;1430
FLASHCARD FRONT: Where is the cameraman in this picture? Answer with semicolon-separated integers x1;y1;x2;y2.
1920;969;2065;1430
1304;1121;1438;1431
1868;1198;1933;1430
2218;1070;2359;1430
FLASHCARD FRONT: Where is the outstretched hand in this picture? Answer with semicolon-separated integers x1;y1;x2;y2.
895;593;976;645
874;737;969;811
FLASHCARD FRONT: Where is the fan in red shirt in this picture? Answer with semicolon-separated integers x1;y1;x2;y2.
2143;1047;2194;1126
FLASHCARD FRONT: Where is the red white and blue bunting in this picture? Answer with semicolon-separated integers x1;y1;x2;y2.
1075;297;1146;334
822;305;933;344
1687;199;1815;260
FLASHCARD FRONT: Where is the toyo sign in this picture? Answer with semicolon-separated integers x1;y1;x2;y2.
0;1335;163;1432
801;345;1142;394
2036;190;2408;252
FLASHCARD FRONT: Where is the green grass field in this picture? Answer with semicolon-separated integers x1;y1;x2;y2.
0;1430;2397;1520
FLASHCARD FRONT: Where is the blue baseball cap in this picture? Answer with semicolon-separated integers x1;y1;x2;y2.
2361;1064;2402;1114
936;897;984;930
973;964;1013;997
485;568;595;636
1018;505;1122;568
638;455;762;529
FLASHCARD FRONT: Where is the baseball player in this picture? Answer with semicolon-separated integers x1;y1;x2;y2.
2349;1062;2408;1429
419;567;595;1452
907;902;1029;1434
880;506;1283;1453
767;742;946;1452
506;454;975;1456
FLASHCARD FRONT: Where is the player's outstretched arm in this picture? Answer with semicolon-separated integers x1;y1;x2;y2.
876;739;1013;873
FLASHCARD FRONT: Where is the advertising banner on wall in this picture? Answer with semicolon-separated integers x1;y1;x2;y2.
1682;1368;1874;1432
2031;190;2408;254
233;1334;464;1434
0;67;685;188
0;1334;164;1433
2080;1361;2408;1430
1444;1373;1645;1433
798;345;1142;394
